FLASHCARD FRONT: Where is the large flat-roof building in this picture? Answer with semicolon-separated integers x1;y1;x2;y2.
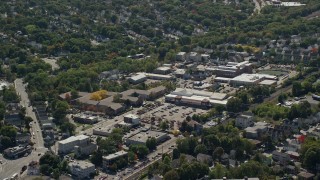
74;86;166;116
165;88;231;108
58;135;92;154
211;61;253;78
126;130;169;146
230;73;277;87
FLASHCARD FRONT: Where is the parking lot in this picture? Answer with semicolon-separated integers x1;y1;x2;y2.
138;102;207;130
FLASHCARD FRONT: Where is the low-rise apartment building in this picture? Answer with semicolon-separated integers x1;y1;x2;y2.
103;150;128;169
69;160;95;179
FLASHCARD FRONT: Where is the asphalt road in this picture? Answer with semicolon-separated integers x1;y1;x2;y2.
0;79;47;179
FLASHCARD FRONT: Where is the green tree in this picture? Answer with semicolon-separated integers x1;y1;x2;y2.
146;137;157;150
130;145;149;159
60;122;76;135
292;81;303;97
226;97;242;113
209;163;228;179
1;136;14;149
160;120;169;131
0;126;17;139
194;144;208;155
164;169;180;180
213;147;224;161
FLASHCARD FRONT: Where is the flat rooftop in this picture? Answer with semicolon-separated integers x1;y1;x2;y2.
103;150;128;160
127;130;167;143
58;135;89;145
69;160;95;169
231;73;277;83
124;114;139;119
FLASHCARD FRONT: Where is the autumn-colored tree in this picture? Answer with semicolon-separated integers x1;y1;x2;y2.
90;90;108;101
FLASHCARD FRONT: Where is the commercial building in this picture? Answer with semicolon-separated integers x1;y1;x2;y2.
72;114;98;124
58;135;93;154
69;160;95;179
230;73;278;87
235;113;254;129
93;124;115;137
102;150;128;169
210;61;253;78
75;86;166;116
126;130;169;145
165;88;231;108
3;145;32;159
124;114;140;125
244;122;269;139
76;92;125;116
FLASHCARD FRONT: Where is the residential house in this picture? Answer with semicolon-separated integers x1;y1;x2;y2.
4;113;23;127
284;138;301;152
221;154;229;165
187;52;201;62
297;171;315;180
272;150;291;165
196;153;213;166
244;122;269;139
187;120;203;134
235;113;254;129
171;154;196;169
176;52;187;61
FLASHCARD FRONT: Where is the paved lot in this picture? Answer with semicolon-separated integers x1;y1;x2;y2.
306;95;320;105
139;102;207;130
